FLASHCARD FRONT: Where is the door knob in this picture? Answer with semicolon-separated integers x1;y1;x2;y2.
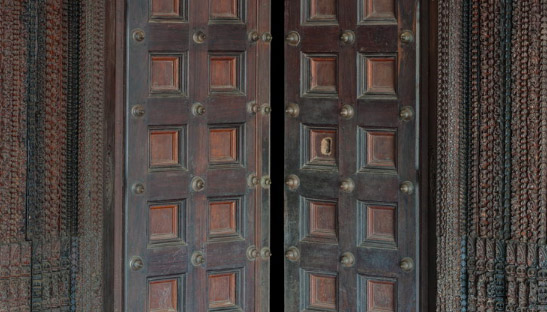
193;30;206;44
340;30;355;44
285;174;300;190
340;178;355;193
285;246;300;262
192;176;205;192
400;181;414;195
340;252;355;267
191;251;205;266
130;256;144;271
400;257;414;272
285;31;300;46
340;104;354;119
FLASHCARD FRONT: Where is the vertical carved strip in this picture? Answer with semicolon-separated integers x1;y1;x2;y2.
78;0;105;309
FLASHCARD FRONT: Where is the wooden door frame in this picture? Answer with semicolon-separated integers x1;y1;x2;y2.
102;0;437;310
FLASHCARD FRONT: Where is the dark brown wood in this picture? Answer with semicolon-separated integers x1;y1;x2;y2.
123;0;270;310
284;0;420;310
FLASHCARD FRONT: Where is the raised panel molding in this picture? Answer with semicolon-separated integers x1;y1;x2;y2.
208;125;243;167
303;271;338;311
150;54;188;95
149;127;186;170
148;277;181;312
207;197;243;240
358;276;396;312
301;53;338;98
209;0;244;22
150;0;187;20
301;124;338;169
357;54;397;98
302;0;338;25
148;201;185;244
357;127;397;172
208;269;242;310
358;0;396;24
358;201;397;248
301;197;338;243
209;53;246;95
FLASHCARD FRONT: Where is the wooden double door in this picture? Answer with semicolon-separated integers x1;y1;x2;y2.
283;0;419;311
125;0;271;311
123;0;419;310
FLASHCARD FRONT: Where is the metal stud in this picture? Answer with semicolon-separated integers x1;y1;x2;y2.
247;101;259;114
340;178;355;193
193;30;207;44
285;103;299;118
191;251;205;267
399;106;414;121
400;181;414;195
340;30;355;44
260;247;272;260
131;105;145;118
132;29;145;42
192;103;206;116
340;252;355;267
129;256;144;271
132;183;145;195
261;104;272;115
400;257;414;272
192;176;205;192
261;175;272;189
249;30;260;43
285;246;300;262
285;31;300;46
261;32;273;42
400;30;414;43
248;174;259;188
340;104;354;119
247;246;259;260
285;174;300;190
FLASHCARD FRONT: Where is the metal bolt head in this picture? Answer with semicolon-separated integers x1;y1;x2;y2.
399;106;414;121
400;257;414;272
249;30;260;42
261;247;272;259
340;178;355;193
262;104;272;115
192;103;206;116
262;32;273;42
340;252;355;267
285;246;300;262
340;30;355;44
261;176;272;189
285;174;300;190
400;30;414;43
132;183;145;195
130;256;144;271
285;103;300;118
340;104;354;119
131;105;145;118
132;29;145;42
192;177;205;192
400;181;414;195
193;31;207;44
285;31;300;46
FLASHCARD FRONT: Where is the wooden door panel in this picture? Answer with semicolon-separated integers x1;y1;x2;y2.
126;0;269;310
285;0;418;310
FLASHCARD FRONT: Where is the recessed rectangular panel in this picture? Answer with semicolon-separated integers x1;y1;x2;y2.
358;0;396;24
358;54;397;98
150;54;187;95
358;276;396;312
305;272;337;311
358;128;397;172
148;278;180;312
209;53;245;94
208;269;242;310
208;125;242;166
301;53;338;98
149;127;186;170
150;0;186;20
207;197;242;240
209;0;242;22
358;202;397;248
303;0;338;24
148;201;185;244
301;197;338;243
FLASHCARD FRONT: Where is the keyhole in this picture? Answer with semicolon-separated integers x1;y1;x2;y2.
321;137;333;156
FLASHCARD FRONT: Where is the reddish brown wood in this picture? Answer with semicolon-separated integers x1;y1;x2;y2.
309;273;337;310
367;280;395;311
124;0;269;310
